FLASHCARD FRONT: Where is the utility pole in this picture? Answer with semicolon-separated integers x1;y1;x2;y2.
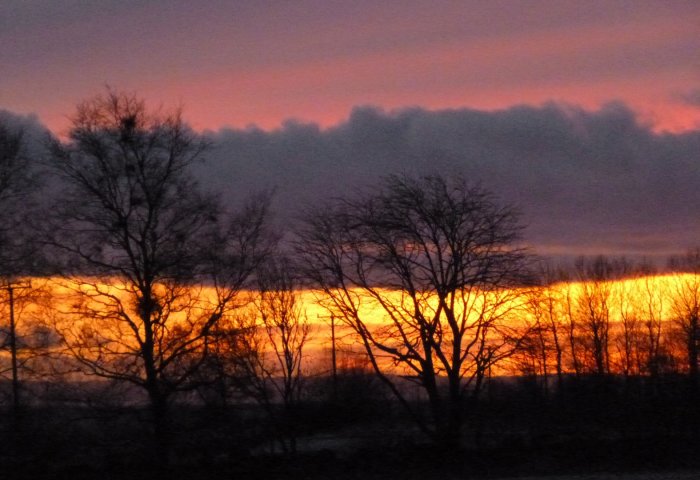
319;313;338;401
2;279;30;418
330;314;337;400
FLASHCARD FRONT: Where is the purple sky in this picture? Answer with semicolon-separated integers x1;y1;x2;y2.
2;1;698;133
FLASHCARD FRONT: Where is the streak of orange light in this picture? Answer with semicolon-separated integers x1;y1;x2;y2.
1;273;697;376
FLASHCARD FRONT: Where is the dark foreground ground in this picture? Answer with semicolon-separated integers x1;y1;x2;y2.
3;434;700;480
2;375;699;479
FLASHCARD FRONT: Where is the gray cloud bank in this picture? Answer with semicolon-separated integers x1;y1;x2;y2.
2;101;698;260
201;102;700;260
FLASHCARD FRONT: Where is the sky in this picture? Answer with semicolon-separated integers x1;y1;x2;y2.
1;0;699;260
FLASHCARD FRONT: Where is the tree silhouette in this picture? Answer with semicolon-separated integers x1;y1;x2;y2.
45;90;271;462
202;255;309;454
669;250;700;387
0;119;42;420
574;256;618;375
297;174;532;449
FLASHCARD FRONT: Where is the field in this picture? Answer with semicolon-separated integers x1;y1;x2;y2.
2;377;700;480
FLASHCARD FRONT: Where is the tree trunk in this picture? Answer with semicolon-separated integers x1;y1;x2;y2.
149;388;171;468
442;372;463;451
688;315;699;395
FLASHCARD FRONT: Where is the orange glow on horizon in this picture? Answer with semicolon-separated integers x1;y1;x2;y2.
3;272;699;380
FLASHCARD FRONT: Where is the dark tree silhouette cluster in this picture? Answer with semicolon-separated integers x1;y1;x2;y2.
297;175;532;448
0;90;699;479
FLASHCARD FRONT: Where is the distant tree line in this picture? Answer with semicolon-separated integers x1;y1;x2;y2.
513;254;700;385
0;90;698;474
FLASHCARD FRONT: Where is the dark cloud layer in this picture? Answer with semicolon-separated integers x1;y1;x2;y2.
2;101;697;260
0;110;49;150
201;102;700;259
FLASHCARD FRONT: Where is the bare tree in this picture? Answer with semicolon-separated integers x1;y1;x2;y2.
511;320;549;392
255;258;310;415
638;269;668;377
0;118;42;418
669;249;700;387
297;175;532;448
574;256;620;375
535;265;568;391
614;270;642;377
521;266;567;396
205;256;309;454
560;274;583;377
44;90;271;461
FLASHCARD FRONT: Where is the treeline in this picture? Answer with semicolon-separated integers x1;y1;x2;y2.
513;255;700;385
0;90;698;476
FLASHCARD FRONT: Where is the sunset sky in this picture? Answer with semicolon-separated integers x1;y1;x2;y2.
1;0;699;260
